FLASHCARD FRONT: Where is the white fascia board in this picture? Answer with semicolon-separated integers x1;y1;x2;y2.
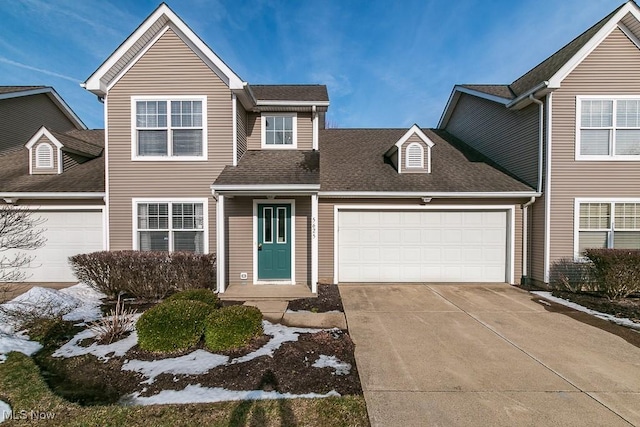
318;191;540;198
255;100;330;107
0;192;106;199
0;88;87;130
212;184;321;192
84;4;245;93
438;86;511;128
547;2;639;90
394;124;434;149
25;127;64;150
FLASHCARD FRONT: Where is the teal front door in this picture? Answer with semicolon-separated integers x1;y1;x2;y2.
257;203;292;280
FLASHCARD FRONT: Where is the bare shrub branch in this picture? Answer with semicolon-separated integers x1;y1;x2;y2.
0;205;47;282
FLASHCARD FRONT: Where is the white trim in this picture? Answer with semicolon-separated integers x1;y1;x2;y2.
544;93;553;283
0;192;105;199
104;94;110;250
252;199;296;285
131;198;209;254
25;127;64;149
318;191;540;198
232;93;238;166
438;86;511;129
618;22;640;50
260;113;298;149
312;108;319;151
0;87;87;130
575;95;640;161
547;3;639;89
255;100;330;107
332;204;516;285
405;142;425;169
213;184;320;192
130;96;208;161
217;195;225;293
311;193;318;293
84;4;244;94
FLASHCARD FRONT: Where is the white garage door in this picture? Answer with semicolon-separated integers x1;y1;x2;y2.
20;210;104;282
338;210;508;283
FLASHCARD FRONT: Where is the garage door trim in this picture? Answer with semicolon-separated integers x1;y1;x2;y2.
333;204;515;284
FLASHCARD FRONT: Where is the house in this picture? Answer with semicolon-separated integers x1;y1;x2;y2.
81;3;536;296
439;0;640;286
0;86;105;282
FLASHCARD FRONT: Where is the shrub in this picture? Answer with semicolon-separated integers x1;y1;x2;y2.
88;295;137;344
549;258;595;293
584;248;640;300
205;305;263;352
165;288;220;308
136;300;213;352
69;251;216;300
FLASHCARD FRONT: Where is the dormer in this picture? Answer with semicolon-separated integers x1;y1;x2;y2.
26;127;63;174
385;124;434;174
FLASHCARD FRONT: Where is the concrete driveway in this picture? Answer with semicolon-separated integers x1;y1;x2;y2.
340;284;640;427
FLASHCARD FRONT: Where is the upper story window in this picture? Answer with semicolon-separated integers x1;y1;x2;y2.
576;201;640;257
35;143;53;168
405;143;424;168
577;97;640;159
132;96;206;160
261;113;297;148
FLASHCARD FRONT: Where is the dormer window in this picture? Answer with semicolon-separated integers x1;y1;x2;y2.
406;143;424;168
35;143;53;168
262;113;297;148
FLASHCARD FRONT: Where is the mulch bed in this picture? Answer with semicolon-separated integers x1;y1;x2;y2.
550;290;640;323
287;284;344;313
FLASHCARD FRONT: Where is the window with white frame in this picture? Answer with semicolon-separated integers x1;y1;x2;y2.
35;143;53;168
262;114;296;147
578;98;640;157
134;98;204;158
406;143;424;168
136;202;205;253
577;201;640;256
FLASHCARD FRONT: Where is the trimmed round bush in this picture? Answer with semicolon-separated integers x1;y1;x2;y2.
205;305;264;352
137;300;213;352
165;288;221;308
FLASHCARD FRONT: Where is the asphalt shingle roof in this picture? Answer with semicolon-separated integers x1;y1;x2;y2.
460;84;514;100
0;86;47;95
319;128;533;193
51;130;103;157
250;85;329;102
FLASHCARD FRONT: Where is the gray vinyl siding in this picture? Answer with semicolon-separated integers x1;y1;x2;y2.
62;151;90;171
399;134;430;174
236;102;248;161
225;196;310;286
318;198;525;284
529;193;546;284
0;94;77;154
30;135;58;174
445;94;540;187
549;27;640;266
246;112;313;150
107;28;233;251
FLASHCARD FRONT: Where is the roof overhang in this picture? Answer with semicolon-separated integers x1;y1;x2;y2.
0;87;86;130
234;84;330;112
438;85;511;129
0;192;106;199
318;191;541;199
211;184;320;196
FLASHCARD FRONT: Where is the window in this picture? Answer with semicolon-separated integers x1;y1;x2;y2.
577;201;640;256
261;114;296;148
406;143;424;168
578;98;640;158
35;143;53;168
133;97;205;159
137;202;205;253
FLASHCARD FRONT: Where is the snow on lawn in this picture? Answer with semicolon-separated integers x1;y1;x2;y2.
312;355;351;376
122;350;229;384
122;384;340;406
533;291;640;330
53;325;139;362
0;332;42;363
0;400;10;423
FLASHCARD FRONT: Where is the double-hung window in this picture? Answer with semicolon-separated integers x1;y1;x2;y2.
578;98;640;158
261;113;296;148
577;201;640;256
134;97;206;159
136;201;205;253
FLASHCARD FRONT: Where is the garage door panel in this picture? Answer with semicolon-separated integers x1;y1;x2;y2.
338;210;508;283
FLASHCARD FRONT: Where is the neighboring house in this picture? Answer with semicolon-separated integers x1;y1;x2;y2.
0;87;105;282
82;3;537;295
439;0;640;286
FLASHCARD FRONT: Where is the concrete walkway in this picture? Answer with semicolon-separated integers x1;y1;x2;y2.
340;284;640;427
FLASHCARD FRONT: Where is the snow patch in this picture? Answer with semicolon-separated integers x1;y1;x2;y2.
53;328;139;361
122;384;340;406
122;350;229;384
60;283;106;322
312;355;351;375
533;291;640;330
0;400;10;423
0;332;42;363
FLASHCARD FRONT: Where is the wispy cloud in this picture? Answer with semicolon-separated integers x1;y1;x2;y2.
0;57;79;83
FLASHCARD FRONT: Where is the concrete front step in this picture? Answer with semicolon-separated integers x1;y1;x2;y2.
219;284;315;301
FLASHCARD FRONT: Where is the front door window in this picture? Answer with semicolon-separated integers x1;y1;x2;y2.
258;203;292;280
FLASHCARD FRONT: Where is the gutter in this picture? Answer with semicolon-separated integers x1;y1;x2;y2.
506;81;549;109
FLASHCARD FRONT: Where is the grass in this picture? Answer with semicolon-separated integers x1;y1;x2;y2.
0;352;369;427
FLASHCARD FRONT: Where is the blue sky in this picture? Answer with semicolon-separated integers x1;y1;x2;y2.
0;0;625;130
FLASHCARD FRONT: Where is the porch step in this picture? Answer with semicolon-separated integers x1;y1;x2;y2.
219;284;315;302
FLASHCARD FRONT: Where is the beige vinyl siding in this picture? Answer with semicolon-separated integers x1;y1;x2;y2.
30;136;58;174
445;93;540;187
529;194;546;284
246;112;313;150
550;27;640;267
0;94;77;154
236;102;248;161
107;28;233;251
399;134;429;173
225;196;310;286
318;198;525;284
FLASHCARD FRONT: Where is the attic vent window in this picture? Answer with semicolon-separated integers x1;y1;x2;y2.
35;143;53;168
406;143;424;168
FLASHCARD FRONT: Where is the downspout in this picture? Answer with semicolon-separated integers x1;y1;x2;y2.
521;94;544;281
